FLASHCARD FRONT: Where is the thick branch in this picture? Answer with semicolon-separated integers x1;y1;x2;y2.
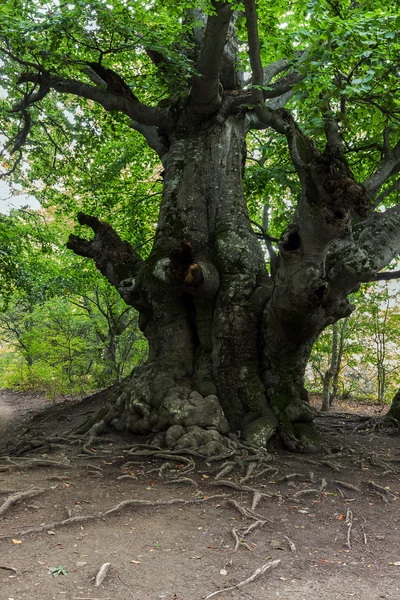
244;0;312;170
243;0;264;106
262;59;290;84
329;204;400;291
322;101;344;157
362;269;400;283
15;73;170;128
263;70;304;100
363;139;400;200
190;2;233;113
67;212;144;290
129;121;169;163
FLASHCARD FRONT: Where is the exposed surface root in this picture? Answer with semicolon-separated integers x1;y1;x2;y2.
0;457;75;471
0;489;45;518
353;415;400;433
204;559;281;599
0;494;226;538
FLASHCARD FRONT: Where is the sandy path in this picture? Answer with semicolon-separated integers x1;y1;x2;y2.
0;388;52;446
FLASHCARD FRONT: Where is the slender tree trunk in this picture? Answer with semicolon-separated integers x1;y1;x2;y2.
321;323;339;412
331;318;347;404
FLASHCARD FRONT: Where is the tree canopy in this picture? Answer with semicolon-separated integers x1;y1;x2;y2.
1;0;399;231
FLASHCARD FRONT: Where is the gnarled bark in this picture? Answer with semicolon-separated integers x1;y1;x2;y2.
68;91;381;453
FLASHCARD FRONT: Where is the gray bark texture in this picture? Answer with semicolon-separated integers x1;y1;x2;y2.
57;4;400;453
69;99;392;453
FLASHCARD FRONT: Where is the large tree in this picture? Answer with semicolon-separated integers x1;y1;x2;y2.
1;0;399;452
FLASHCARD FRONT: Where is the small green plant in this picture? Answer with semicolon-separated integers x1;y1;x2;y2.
48;566;68;577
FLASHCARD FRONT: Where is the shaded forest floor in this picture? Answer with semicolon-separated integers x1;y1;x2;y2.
0;389;399;600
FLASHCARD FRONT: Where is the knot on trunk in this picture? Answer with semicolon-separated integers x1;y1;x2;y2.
169;241;204;288
67;212;143;289
315;156;368;217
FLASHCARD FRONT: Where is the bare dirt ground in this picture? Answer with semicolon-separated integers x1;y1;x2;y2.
0;388;399;600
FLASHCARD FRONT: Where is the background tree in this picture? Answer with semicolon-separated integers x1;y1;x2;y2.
0;208;146;395
1;0;400;453
311;318;348;412
307;283;400;407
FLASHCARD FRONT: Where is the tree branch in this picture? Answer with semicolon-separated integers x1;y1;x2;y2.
262;59;290;84
67;213;144;291
14;72;170;128
243;0;264;106
373;177;400;208
129;121;169;163
243;0;312;170
362;269;400;283
328;204;400;291
322;100;344;157
363;138;400;200
190;1;233;113
263;70;304;100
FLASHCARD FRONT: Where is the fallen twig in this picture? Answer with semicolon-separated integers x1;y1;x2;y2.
204;559;280;599
94;562;111;587
293;488;321;498
333;480;361;492
345;508;353;549
0;564;18;573
284;535;296;553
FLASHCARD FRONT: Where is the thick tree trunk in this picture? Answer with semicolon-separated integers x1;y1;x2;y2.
69;102;367;454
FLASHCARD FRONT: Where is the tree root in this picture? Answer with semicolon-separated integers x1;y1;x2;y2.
231;527;253;552
345;508;353;549
0;457;75;472
0;494;226;538
204;559;281;599
366;480;397;499
353;415;400;433
0;489;45;518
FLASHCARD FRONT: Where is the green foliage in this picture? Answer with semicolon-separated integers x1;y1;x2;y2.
307;283;400;403
0;208;147;396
